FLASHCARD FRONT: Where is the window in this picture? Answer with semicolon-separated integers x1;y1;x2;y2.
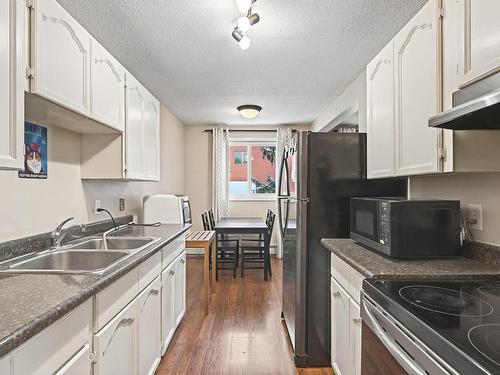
229;142;276;198
234;151;248;164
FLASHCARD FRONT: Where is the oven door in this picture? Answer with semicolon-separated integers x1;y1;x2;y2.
361;293;454;375
350;199;379;246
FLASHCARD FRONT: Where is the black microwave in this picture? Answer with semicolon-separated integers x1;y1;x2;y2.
350;197;461;258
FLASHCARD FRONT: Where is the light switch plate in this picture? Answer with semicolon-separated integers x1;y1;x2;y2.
468;204;483;231
119;198;125;211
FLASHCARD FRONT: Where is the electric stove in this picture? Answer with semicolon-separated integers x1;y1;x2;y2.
362;278;500;375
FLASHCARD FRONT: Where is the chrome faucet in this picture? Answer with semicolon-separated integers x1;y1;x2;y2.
51;217;74;247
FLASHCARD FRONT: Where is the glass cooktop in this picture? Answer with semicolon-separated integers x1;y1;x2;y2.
364;279;500;375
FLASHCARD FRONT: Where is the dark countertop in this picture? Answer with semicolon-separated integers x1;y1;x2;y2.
321;238;500;280
0;223;191;357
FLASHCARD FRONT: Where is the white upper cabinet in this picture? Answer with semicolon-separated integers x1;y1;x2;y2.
90;39;126;131
31;0;91;115
458;0;500;87
125;74;145;179
143;91;160;181
394;0;441;176
0;0;24;170
367;41;395;178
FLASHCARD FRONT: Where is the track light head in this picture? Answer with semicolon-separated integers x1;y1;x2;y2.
232;28;251;50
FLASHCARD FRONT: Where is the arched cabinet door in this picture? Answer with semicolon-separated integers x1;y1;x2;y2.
90;39;126;131
32;0;91;116
366;41;396;179
143;92;160;181
394;0;440;176
125;74;145;180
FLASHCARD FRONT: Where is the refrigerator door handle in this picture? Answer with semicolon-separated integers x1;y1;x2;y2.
277;197;291;240
277;148;290;197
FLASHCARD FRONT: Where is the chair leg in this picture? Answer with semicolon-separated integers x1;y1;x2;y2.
268;253;272;277
216;251;219;282
240;248;244;277
233;249;237;279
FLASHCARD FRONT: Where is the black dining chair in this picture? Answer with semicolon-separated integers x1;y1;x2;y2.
203;211;240;279
240;209;271;259
239;211;275;278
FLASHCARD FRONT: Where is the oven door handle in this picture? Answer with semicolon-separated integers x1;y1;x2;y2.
362;299;427;375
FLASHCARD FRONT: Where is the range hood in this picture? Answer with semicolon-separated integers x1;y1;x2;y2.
429;71;500;130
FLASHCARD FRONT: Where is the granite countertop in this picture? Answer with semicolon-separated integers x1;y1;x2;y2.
0;223;191;358
321;238;500;280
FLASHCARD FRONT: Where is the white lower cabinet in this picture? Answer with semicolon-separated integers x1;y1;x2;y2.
349;300;362;375
174;253;187;325
94;299;137;375
0;355;10;374
331;254;364;375
137;277;162;375
161;259;176;354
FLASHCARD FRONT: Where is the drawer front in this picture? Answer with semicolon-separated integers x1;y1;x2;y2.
349;269;364;305
54;343;91;375
12;299;91;375
331;253;351;292
0;355;10;374
162;240;183;270
94;268;138;332
138;251;161;292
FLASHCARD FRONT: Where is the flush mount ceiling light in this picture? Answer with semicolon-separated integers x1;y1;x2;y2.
232;0;260;50
237;105;262;119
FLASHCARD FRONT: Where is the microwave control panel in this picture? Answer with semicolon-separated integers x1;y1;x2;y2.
378;202;391;246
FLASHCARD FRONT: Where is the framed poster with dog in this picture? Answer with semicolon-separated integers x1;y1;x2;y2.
18;122;48;179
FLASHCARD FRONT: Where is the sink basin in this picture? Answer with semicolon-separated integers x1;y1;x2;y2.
69;237;154;250
8;250;128;273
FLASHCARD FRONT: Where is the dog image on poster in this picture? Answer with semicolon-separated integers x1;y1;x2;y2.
19;122;48;179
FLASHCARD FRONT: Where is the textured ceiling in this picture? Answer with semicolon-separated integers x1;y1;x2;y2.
56;0;426;126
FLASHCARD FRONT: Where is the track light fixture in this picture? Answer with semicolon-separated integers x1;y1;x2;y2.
232;1;260;50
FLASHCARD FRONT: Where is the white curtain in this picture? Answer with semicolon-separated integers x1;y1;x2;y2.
212;128;230;220
275;128;293;258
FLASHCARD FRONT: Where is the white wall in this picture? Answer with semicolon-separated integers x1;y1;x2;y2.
0;104;185;242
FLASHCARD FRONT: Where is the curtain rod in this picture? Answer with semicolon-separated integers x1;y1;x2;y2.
202;129;298;133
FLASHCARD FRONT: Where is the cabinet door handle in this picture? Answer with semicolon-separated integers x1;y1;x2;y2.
169;270;175;275
352;318;362;325
140;288;160;312
102;317;135;356
332;291;341;298
181;259;186;264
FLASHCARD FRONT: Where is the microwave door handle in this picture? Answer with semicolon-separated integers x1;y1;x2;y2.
362;300;427;375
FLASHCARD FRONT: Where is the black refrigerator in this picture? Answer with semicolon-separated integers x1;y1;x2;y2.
278;131;407;367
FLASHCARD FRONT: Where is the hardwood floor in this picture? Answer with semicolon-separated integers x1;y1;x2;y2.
156;256;334;375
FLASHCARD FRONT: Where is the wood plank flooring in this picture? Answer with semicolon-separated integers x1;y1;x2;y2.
156;256;334;375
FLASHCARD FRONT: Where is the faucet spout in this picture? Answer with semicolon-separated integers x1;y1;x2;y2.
51;217;74;247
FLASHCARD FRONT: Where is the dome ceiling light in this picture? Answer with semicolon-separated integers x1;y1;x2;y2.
232;0;260;50
237;105;262;119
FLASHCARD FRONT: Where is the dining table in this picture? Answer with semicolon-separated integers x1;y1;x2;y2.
214;217;271;280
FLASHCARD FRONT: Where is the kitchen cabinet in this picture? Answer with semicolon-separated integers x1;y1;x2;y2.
12;299;91;375
331;253;364;375
174;253;187;325
458;0;500;87
54;344;91;375
143;92;161;181
349;300;362;375
137;277;162;375
394;0;441;176
90;39;126;131
31;0;91;116
331;278;350;375
0;356;10;374
366;41;395;178
125;74;145;179
94;299;137;375
161;259;176;355
0;0;24;170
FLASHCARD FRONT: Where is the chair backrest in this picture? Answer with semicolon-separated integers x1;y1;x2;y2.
265;209;271;226
208;209;216;230
201;212;211;231
267;211;276;237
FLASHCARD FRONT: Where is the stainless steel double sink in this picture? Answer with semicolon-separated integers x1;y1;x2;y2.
0;235;160;275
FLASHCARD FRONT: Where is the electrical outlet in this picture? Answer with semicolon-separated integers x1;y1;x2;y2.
119;198;125;211
468;204;483;231
94;200;101;215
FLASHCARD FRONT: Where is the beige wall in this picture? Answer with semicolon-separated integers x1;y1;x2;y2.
0;104;185;242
